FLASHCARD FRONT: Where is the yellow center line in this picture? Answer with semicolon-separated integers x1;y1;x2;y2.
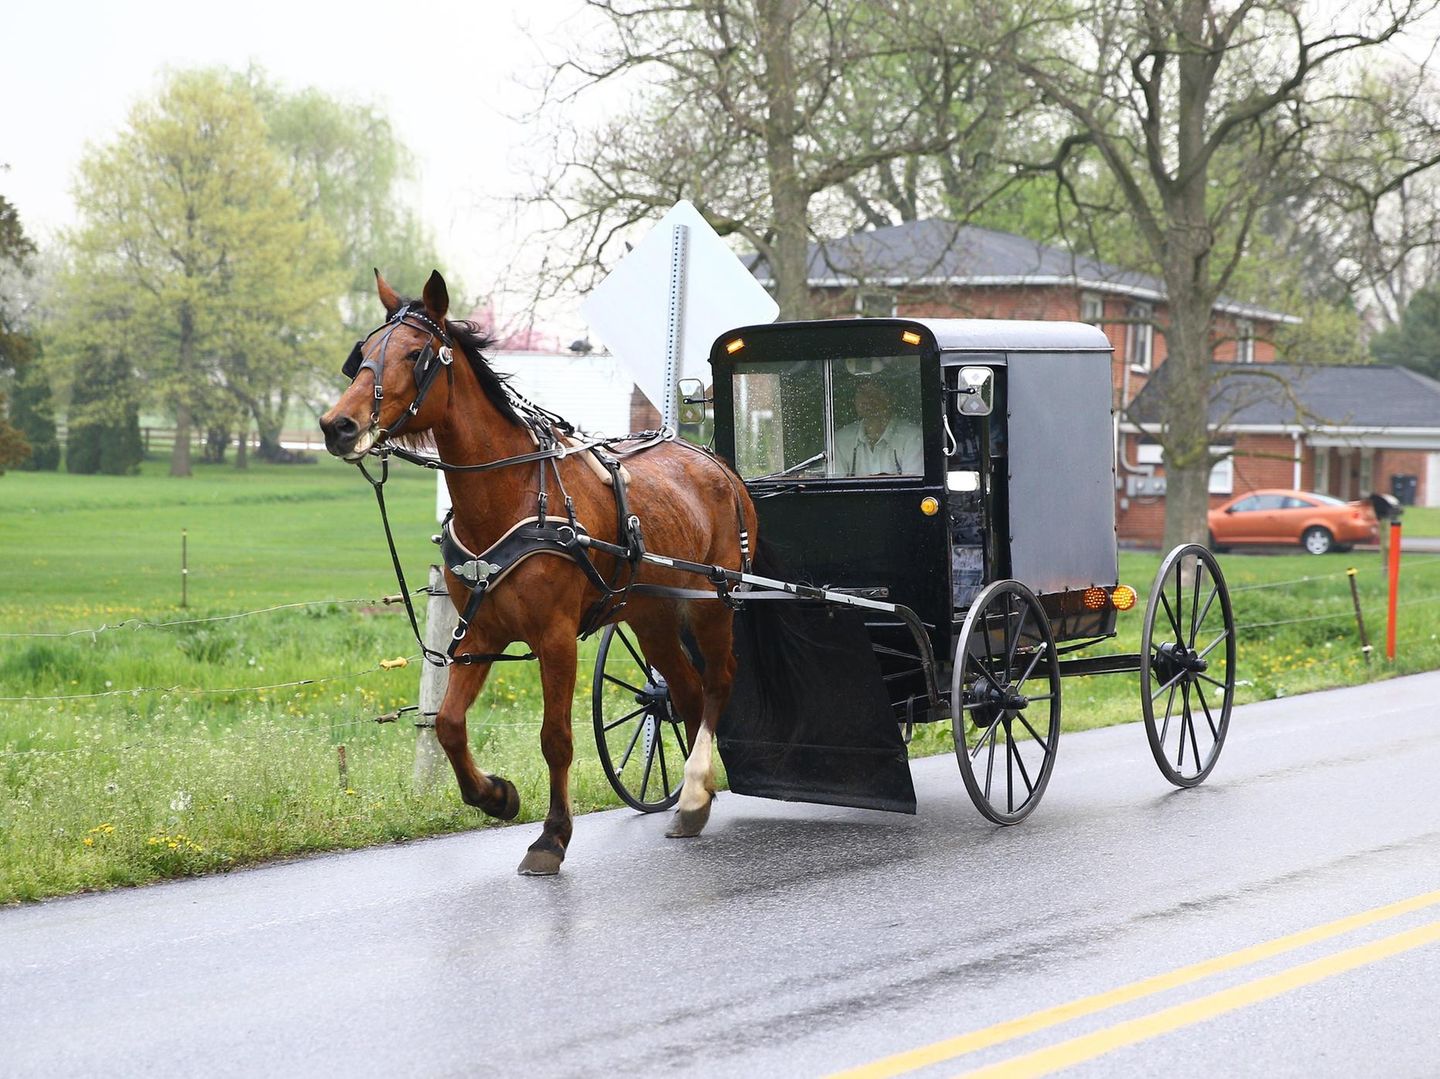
828;888;1440;1079
959;917;1440;1078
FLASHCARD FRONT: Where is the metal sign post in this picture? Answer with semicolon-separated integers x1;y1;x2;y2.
663;224;690;431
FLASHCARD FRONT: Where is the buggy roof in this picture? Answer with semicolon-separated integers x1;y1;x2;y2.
912;318;1111;355
712;317;1112;359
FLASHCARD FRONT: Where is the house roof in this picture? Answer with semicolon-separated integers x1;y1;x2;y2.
1127;362;1440;432
745;219;1296;323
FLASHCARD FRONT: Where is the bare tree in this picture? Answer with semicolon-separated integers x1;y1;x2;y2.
538;0;1013;318
991;0;1440;547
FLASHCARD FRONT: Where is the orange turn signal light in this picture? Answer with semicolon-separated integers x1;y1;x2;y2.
1112;584;1137;611
1081;584;1137;611
726;338;745;354
1082;586;1108;610
901;330;922;345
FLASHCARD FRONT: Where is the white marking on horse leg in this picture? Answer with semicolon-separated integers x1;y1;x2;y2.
678;725;715;812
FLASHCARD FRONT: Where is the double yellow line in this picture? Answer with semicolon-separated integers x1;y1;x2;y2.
832;889;1440;1079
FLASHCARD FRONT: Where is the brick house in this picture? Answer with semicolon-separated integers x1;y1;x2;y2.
745;218;1440;542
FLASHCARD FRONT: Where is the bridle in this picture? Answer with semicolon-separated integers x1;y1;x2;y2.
342;304;455;443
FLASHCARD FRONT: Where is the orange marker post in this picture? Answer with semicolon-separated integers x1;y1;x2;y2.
1386;520;1402;662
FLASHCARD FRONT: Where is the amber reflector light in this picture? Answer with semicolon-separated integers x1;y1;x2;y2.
901;330;922;345
726;338;745;354
1112;584;1137;611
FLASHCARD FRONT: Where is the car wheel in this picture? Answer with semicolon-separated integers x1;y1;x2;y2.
1302;526;1334;555
1207;530;1229;553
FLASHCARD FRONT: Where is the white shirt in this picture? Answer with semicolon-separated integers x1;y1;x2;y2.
835;417;924;476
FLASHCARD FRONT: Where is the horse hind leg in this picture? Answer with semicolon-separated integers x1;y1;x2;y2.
624;612;715;839
669;601;738;839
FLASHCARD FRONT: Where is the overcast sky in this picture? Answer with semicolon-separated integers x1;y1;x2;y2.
1;0;609;335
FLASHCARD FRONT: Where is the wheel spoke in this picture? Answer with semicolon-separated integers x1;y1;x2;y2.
1150;668;1186;701
1184;684;1202;771
1194;679;1220;741
656;720;672;795
984;726;998;801
1197;632;1230;661
1188;561;1204;648
1024;693;1056;703
637;726;657;802
603;673;646;697
1159;681;1178;748
1006;728;1016;814
1004;595;1022;675
1158;588;1184;644
1015;711;1052;755
1014;642;1049;690
1197;672;1229;692
1191;585;1220;648
1011;732;1036;796
603;705;650;732
617;713;647;771
669;720;690;759
969;715;1003;760
616;626;648;671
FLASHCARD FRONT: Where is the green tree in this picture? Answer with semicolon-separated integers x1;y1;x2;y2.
65;345;143;475
1371;284;1440;379
991;0;1440;547
59;69;341;476
0;193;38;473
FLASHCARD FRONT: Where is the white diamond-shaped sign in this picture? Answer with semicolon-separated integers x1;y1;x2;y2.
581;200;779;419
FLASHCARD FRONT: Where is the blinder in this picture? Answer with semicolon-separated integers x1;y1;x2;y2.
338;305;455;442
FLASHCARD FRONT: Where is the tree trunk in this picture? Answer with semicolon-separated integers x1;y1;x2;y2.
170;305;194;477
170;403;192;477
235;428;248;469
758;0;812;321
1159;246;1216;550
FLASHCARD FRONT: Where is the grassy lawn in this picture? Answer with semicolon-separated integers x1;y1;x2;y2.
3;459;1439;902
1401;505;1440;538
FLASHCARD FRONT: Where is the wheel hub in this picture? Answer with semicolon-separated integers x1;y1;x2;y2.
1154;642;1208;682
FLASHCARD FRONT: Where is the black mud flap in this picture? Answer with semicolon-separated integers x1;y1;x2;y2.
717;601;917;815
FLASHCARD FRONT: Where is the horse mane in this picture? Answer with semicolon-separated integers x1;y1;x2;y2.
441;314;525;428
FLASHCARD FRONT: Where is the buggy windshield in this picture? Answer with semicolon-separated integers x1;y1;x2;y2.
733;354;923;480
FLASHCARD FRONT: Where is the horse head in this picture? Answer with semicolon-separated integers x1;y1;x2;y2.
319;269;455;460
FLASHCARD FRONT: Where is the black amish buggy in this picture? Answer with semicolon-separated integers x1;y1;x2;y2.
590;318;1236;825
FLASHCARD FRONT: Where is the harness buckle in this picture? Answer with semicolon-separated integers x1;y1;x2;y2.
555;524;579;548
453;558;500;584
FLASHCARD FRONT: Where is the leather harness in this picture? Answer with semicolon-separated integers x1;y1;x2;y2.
345;303;750;669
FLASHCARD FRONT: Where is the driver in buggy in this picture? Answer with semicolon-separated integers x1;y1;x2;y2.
835;376;923;476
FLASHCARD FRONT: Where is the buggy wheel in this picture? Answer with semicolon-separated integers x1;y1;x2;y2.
950;580;1061;825
592;623;690;812
1140;543;1236;788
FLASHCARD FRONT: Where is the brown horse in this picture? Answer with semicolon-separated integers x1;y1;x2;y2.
319;270;758;874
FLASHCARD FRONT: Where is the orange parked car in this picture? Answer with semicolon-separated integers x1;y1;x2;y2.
1208;489;1378;555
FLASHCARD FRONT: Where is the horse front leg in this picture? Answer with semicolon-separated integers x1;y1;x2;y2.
517;632;578;876
436;661;521;821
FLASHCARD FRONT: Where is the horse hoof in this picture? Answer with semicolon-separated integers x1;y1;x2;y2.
517;849;564;876
666;800;712;839
485;774;521;821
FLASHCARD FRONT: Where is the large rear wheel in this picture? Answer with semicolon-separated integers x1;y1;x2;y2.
951;580;1062;825
592;623;690;812
1140;543;1236;787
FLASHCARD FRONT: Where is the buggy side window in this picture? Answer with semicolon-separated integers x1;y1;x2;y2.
732;360;827;479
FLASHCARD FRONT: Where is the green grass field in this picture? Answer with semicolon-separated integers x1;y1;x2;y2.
3;459;1439;902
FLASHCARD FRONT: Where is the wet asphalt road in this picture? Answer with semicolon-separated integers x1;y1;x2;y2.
3;671;1439;1078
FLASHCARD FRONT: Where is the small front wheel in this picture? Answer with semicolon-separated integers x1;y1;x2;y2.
951;580;1061;825
1140;544;1236;787
592;624;690;812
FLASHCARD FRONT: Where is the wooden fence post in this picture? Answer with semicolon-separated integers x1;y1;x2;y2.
415;565;456;790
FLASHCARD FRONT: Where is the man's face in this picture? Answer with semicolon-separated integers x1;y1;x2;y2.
854;380;892;422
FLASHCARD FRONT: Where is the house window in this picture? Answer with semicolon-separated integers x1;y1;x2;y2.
1314;449;1330;495
1209;454;1234;494
1236;319;1255;364
857;290;897;318
1080;292;1104;324
1126;302;1154;372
